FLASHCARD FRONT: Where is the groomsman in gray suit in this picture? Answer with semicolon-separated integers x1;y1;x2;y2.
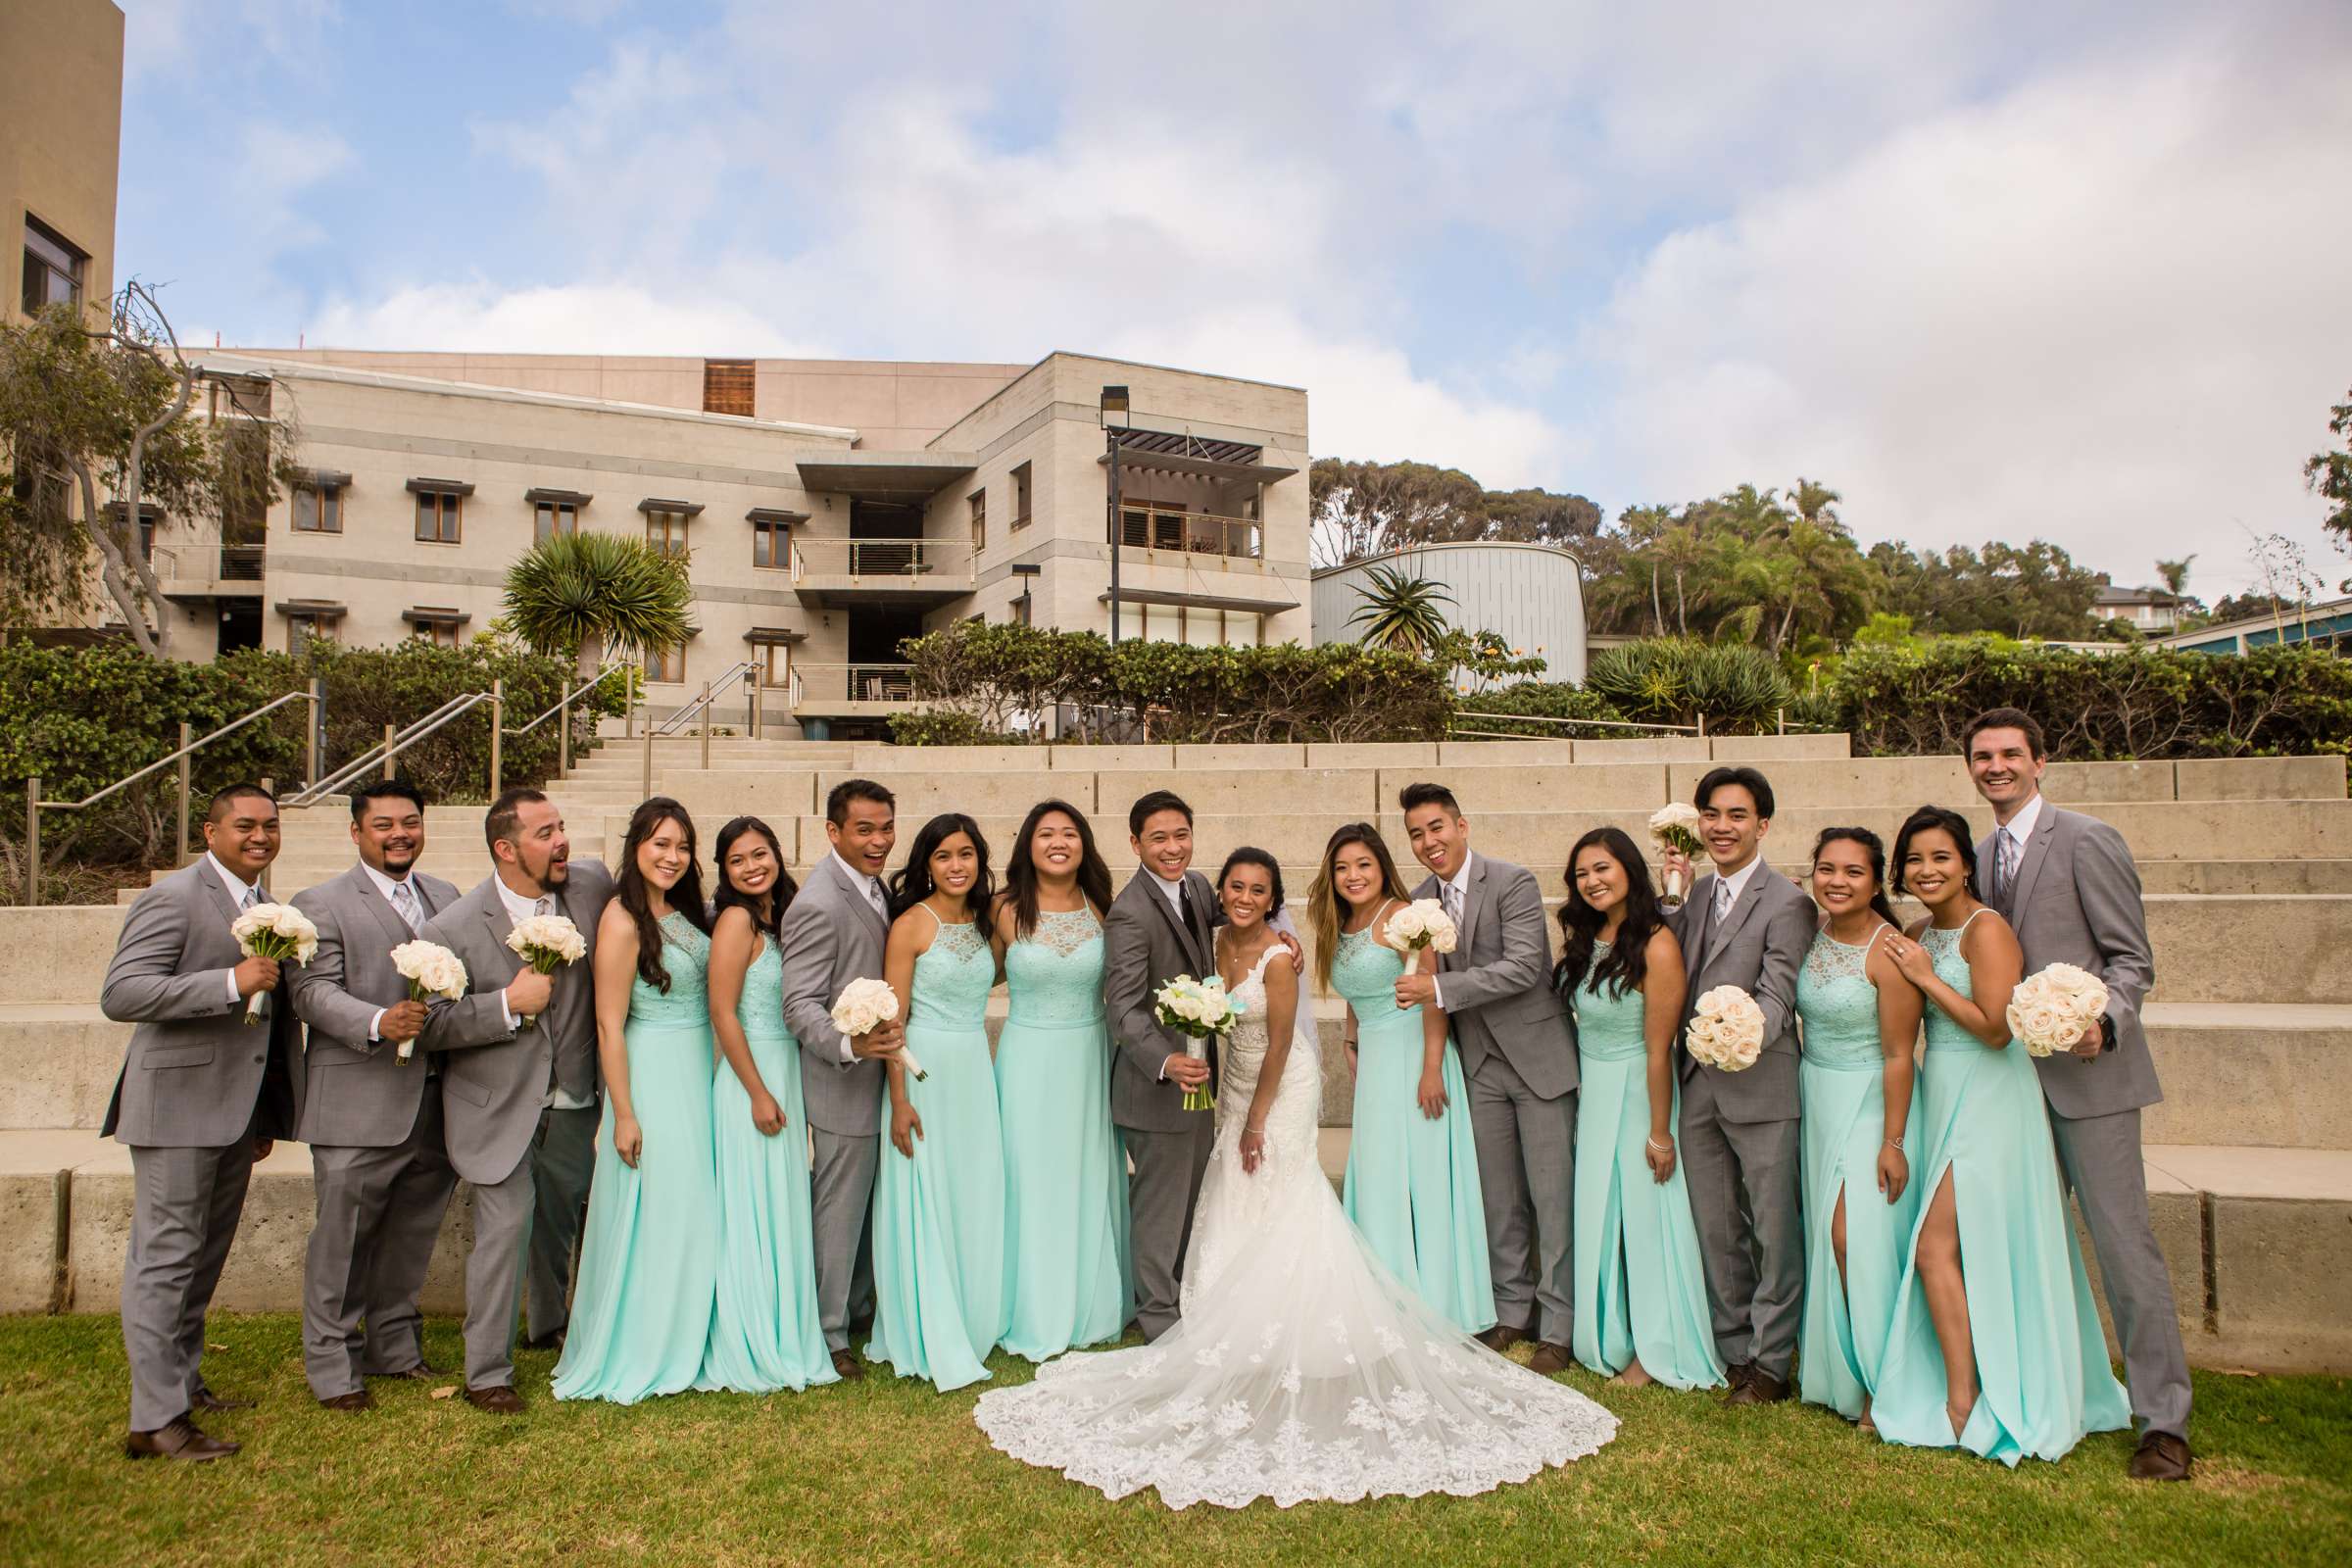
1966;707;2190;1481
1660;766;1815;1405
780;778;907;1381
416;788;614;1411
285;780;460;1410
1397;783;1581;1373
100;782;296;1461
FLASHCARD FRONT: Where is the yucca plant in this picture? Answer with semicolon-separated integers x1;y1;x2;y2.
1585;639;1694;721
504;530;694;677
1684;641;1794;729
1347;564;1456;655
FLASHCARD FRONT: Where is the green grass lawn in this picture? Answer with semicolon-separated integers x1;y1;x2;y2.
0;1314;2344;1568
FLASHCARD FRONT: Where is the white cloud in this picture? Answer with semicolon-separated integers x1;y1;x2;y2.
304;280;826;357
228;122;355;258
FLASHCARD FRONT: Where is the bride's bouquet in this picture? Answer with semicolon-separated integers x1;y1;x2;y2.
1648;803;1705;908
2006;962;2110;1057
504;912;585;1029
1384;899;1458;973
229;902;318;1024
1154;974;1242;1111
833;976;921;1079
387;940;466;1063
1685;984;1766;1071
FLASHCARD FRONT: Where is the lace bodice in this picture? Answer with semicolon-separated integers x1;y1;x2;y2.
1329;920;1414;1015
1919;917;1983;1054
1795;927;1886;1070
735;935;790;1041
1004;907;1105;1026
1570;939;1648;1063
628;910;710;1024
909;915;994;1030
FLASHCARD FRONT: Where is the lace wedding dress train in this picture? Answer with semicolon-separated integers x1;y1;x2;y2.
973;947;1619;1509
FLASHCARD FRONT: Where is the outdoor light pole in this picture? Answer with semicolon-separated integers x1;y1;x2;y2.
1102;384;1129;643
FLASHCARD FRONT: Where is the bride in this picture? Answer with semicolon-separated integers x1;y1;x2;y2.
974;849;1618;1509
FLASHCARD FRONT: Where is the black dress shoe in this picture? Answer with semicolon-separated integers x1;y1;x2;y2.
188;1388;254;1413
830;1348;865;1383
2129;1431;2192;1481
318;1390;375;1412
125;1415;238;1461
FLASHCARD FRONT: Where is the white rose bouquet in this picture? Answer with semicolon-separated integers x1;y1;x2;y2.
387;939;467;1063
2005;962;2110;1057
1685;984;1766;1071
1383;899;1459;972
1153;974;1243;1111
504;912;586;1030
229;902;318;1024
832;976;920;1080
1648;803;1705;908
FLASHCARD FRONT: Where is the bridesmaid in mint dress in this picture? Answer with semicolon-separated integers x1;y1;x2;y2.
868;813;1007;1392
1792;826;1922;1428
703;816;837;1394
991;801;1131;1359
555;798;719;1404
1310;823;1493;1332
1872;807;2131;1462
1553;828;1724;1390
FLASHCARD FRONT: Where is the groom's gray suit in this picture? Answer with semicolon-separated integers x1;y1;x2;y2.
1411;852;1579;1345
781;854;893;1353
1984;798;2187;1440
285;864;461;1398
416;860;613;1389
1669;858;1814;1382
1105;865;1222;1342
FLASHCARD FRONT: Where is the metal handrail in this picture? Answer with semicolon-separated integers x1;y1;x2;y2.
1451;710;1707;737
503;662;633;782
24;684;321;906
286;686;504;808
653;661;756;736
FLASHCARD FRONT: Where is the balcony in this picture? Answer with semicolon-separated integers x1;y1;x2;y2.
788;662;919;716
1118;507;1264;564
789;537;975;608
152;543;267;602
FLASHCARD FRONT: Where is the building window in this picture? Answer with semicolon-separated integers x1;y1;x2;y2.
968;488;986;555
411;618;463;650
1010;463;1033;527
753;517;789;568
760;642;791;685
1012;592;1032;627
293;483;343;533
703;359;755;417
534;501;577;542
646;642;685;683
645;510;690;559
287;613;336;650
415;491;462;543
21;216;85;316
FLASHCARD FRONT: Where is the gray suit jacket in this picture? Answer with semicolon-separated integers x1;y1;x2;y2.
99;860;296;1148
1669;861;1814;1122
286;865;461;1148
1983;804;2159;1119
1412;854;1579;1100
1105;866;1222;1134
416;861;614;1185
781;856;892;1139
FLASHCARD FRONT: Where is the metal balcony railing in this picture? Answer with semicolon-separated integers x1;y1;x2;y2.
789;663;916;706
1117;507;1263;561
789;538;973;582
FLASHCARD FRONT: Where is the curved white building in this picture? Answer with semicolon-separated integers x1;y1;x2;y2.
1310;541;1587;685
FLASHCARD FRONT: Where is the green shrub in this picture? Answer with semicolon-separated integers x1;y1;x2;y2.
886;710;1028;747
1447;681;1627;738
1585;638;1792;732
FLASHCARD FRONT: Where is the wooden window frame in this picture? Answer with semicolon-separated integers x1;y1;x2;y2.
645;511;690;560
293;483;343;534
645;642;685;683
1010;462;1033;528
753;517;789;569
415;490;462;544
968;487;987;555
534;501;578;543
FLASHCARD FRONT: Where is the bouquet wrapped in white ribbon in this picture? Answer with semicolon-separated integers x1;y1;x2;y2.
2005;962;2110;1058
832;976;920;1080
229;902;318;1023
504;912;585;1029
388;939;466;1063
1685;984;1766;1071
1383;899;1459;960
1153;974;1243;1111
1648;803;1705;908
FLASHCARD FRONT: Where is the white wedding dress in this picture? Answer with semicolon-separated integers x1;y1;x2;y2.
973;946;1618;1509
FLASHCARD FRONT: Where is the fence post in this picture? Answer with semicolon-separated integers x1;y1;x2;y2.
700;682;712;769
489;679;505;800
175;721;192;867
641;698;655;800
624;668;636;740
748;670;760;740
307;676;324;787
558;684;572;781
1696;712;1708;740
24;778;39;908
382;723;396;782
1777;706;1786;735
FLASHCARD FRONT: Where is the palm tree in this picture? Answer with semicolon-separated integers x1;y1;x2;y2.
504;530;694;677
2155;555;2196;597
1347;564;1456;654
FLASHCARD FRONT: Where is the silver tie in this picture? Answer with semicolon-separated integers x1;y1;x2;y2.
1714;877;1734;923
240;884;259;911
390;879;419;932
534;896;554;918
1995;830;2022;905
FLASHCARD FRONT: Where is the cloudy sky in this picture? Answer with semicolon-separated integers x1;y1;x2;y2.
116;0;2352;597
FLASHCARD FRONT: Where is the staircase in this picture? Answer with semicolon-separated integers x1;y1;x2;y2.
9;732;2349;1374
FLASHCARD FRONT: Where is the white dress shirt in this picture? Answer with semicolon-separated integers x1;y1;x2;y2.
358;862;425;1042
495;876;592;1109
206;852;260;1004
1429;852;1478;1012
831;850;891;920
1997;791;2046;859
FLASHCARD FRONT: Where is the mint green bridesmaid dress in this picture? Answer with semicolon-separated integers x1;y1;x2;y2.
867;914;1007;1391
1873;914;2131;1462
704;932;839;1393
1335;920;1494;1333
1794;926;1918;1420
997;907;1132;1360
1568;942;1726;1389
553;911;719;1404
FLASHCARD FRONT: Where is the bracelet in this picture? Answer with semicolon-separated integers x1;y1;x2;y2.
1884;1135;1905;1152
1245;1123;1267;1137
1646;1136;1672;1154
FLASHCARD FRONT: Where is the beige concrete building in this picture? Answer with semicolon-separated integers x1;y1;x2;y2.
2;0;122;329
147;349;1312;736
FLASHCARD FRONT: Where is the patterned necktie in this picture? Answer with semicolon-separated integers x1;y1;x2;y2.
1994;829;2022;906
239;883;259;911
390;879;419;933
1714;875;1735;923
534;896;553;918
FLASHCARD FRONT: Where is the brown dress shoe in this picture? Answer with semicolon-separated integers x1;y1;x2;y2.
318;1391;375;1412
1528;1342;1573;1376
464;1384;525;1414
188;1388;254;1413
1475;1324;1530;1354
2129;1431;2192;1481
125;1415;239;1462
1721;1360;1754;1395
1726;1369;1791;1405
830;1348;865;1382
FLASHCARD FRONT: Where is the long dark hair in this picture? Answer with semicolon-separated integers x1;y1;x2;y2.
888;812;995;916
1553;826;1663;1000
1307;822;1414;996
1810;825;1901;929
1002;799;1113;939
615;796;710;993
1891;805;1983;902
712;815;798;942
